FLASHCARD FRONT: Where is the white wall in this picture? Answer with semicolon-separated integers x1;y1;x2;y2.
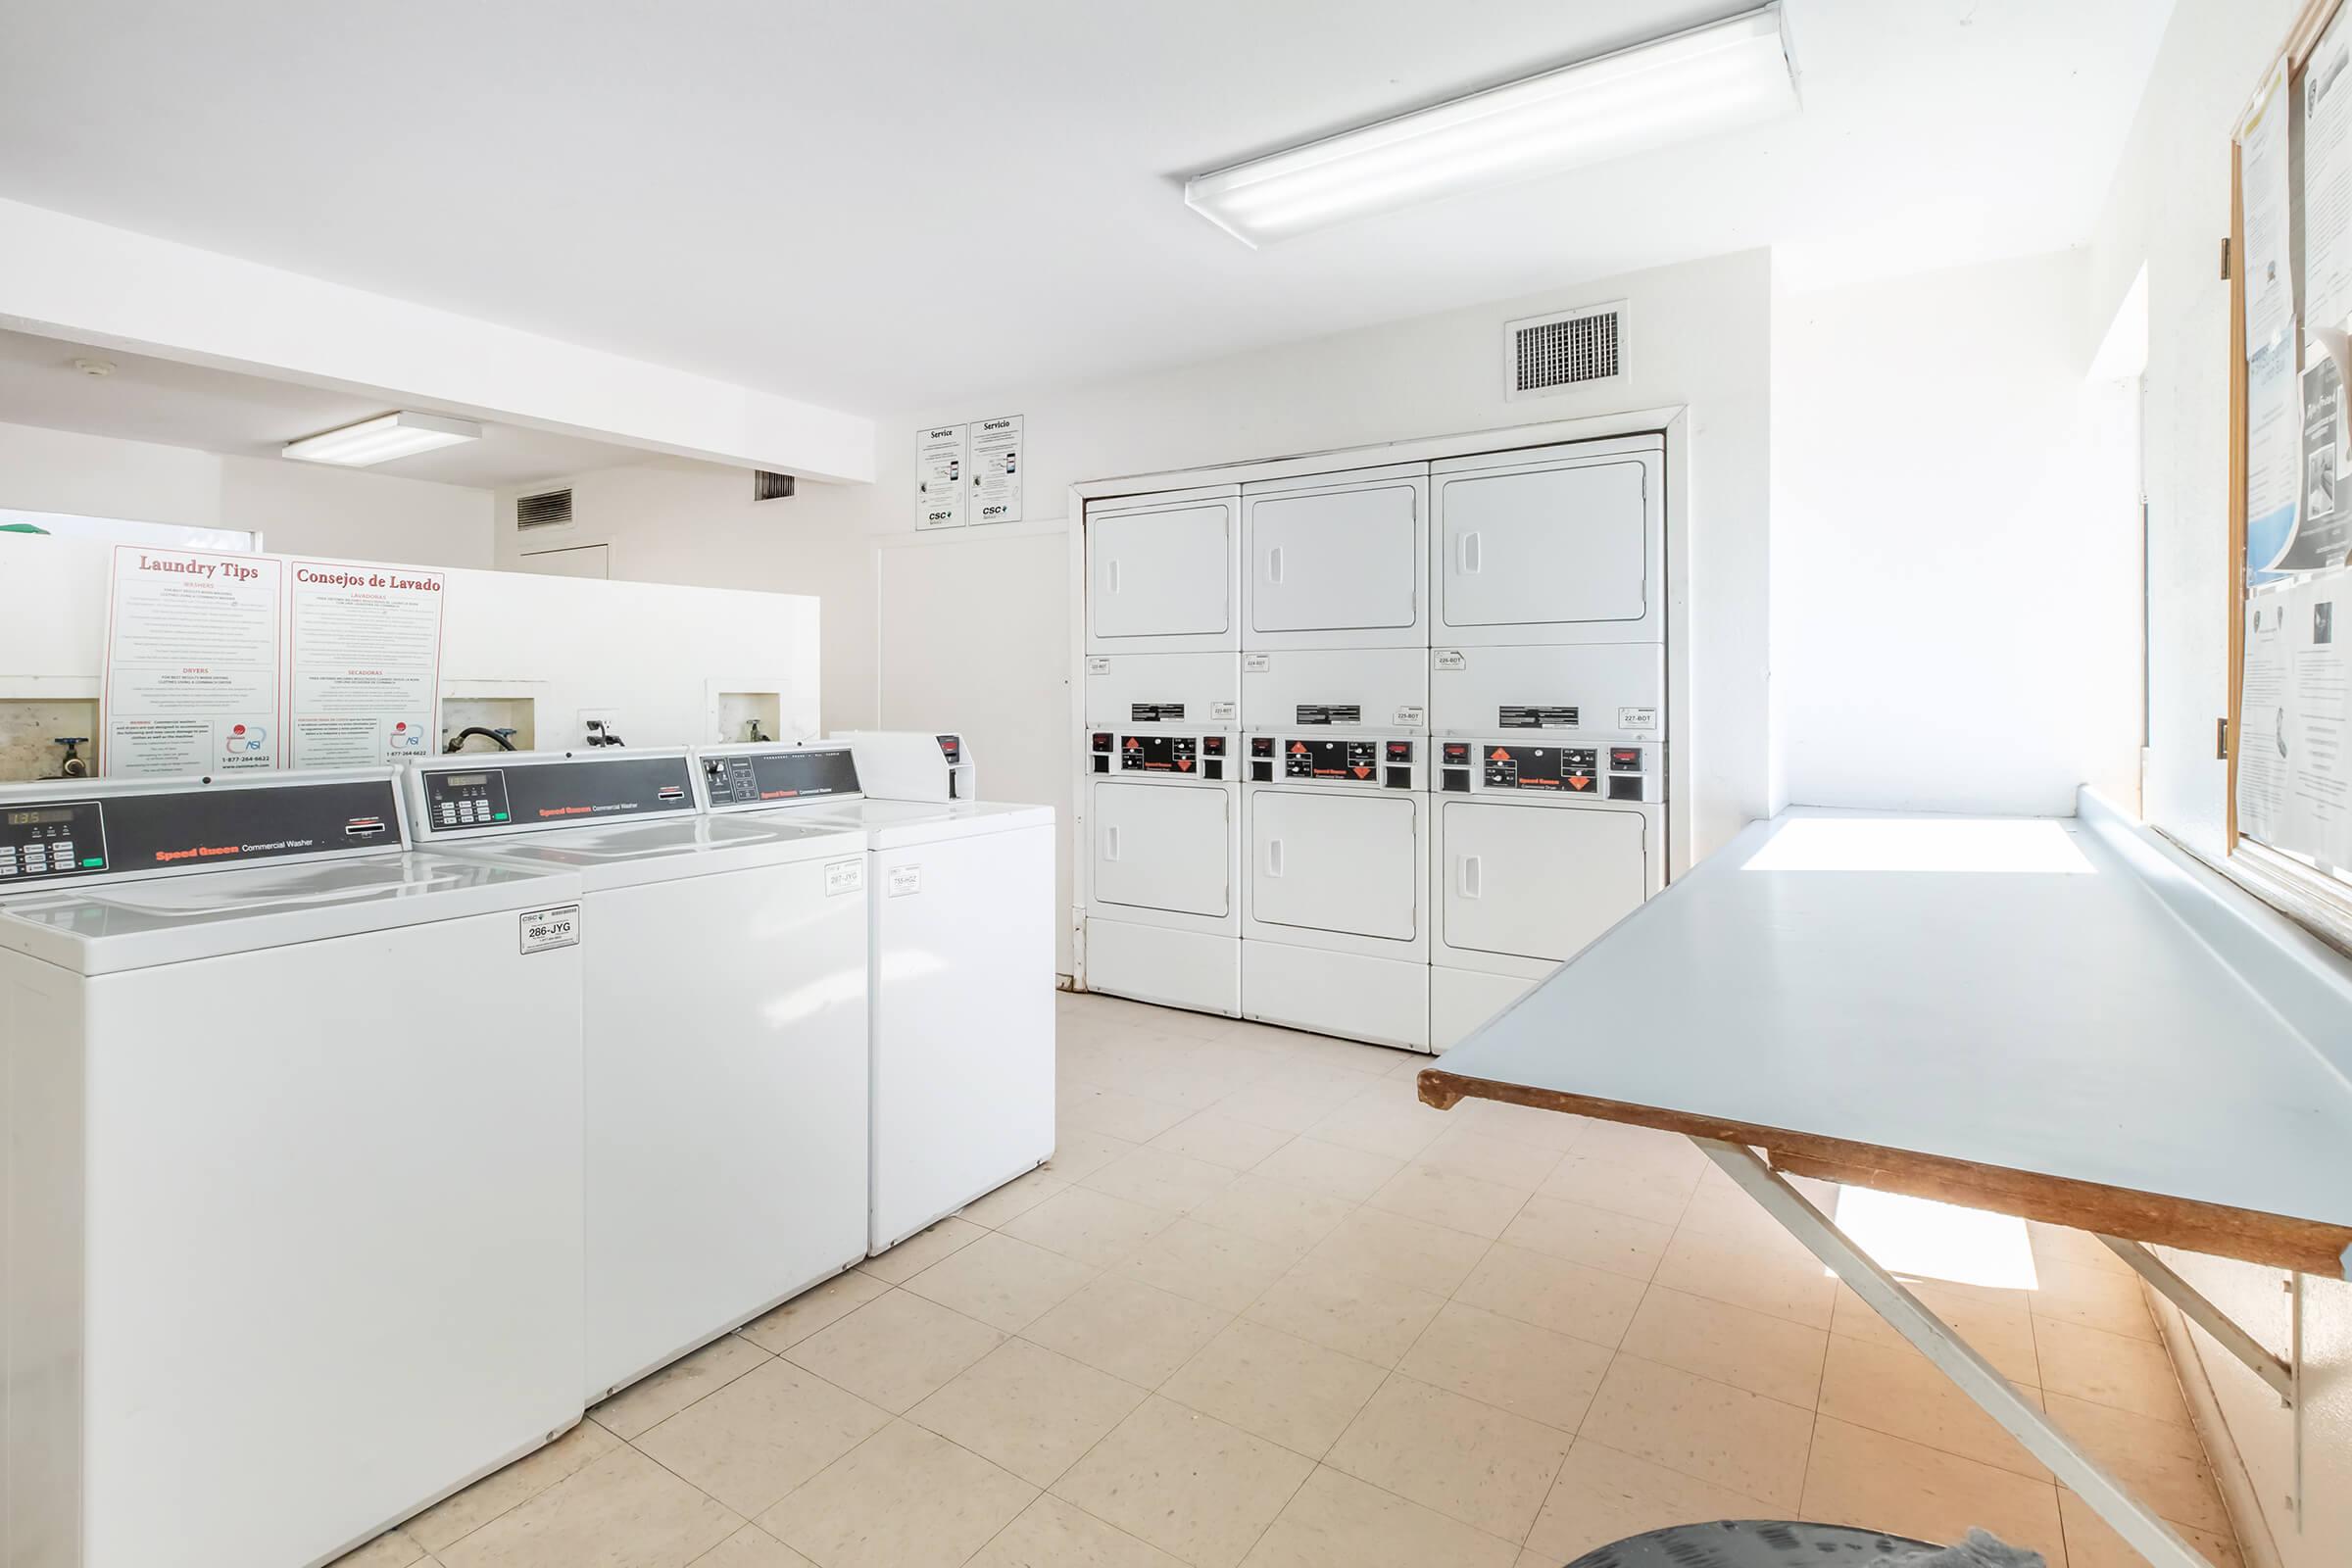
1775;249;2143;815
2082;3;2352;1565
536;250;1776;973
0;416;495;566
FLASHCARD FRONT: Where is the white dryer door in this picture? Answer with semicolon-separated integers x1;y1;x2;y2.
1246;477;1421;635
1095;782;1231;917
1437;458;1647;629
1089;498;1234;640
1441;801;1647;961
1250;790;1418;941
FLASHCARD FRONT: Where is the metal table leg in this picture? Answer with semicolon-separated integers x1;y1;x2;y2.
1691;1138;2214;1568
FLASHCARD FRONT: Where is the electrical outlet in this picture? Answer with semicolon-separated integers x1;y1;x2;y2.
576;708;620;747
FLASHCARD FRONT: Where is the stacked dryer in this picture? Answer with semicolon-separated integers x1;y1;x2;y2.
1427;434;1668;1050
1082;486;1246;1015
1235;466;1432;1050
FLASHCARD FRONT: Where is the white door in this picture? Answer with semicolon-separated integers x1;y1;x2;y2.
1249;790;1418;940
1095;781;1231;917
1442;801;1647;961
1434;441;1659;641
1244;466;1426;646
1087;488;1239;651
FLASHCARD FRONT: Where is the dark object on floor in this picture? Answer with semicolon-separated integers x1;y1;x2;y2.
1563;1522;2046;1568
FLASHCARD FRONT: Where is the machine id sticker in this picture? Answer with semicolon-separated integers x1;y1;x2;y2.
1244;653;1271;673
1433;649;1466;671
518;904;581;954
1617;707;1659;731
1086;657;1111;675
1394;705;1426;726
1210;700;1238;720
887;864;923;897
825;858;864;896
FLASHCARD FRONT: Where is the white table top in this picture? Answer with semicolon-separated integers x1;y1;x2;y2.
1423;805;2352;1274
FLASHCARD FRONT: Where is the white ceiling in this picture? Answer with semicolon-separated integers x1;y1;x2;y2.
0;328;645;488
0;1;2172;416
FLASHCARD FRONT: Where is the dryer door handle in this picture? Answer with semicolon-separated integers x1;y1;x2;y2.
1102;825;1120;862
1104;559;1122;595
1267;545;1285;584
1456;531;1482;574
1265;839;1285;877
1459;855;1482;898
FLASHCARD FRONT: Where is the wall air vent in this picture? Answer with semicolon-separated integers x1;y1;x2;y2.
754;470;797;501
1504;301;1624;401
514;488;573;530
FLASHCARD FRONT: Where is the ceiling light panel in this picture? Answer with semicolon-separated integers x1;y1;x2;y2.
1185;5;1797;247
283;411;482;466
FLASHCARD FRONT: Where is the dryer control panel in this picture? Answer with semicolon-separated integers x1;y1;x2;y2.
1439;739;1662;802
1090;729;1234;782
1246;734;1422;791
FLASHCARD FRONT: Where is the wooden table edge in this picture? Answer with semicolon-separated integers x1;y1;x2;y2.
1418;1066;2352;1279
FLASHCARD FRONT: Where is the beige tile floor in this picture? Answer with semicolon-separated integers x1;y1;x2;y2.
337;992;2242;1568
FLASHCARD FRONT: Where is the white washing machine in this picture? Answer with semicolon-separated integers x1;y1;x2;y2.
1242;464;1429;651
1429;735;1666;1052
1430;434;1664;647
0;768;585;1568
405;748;871;1403
700;740;1055;1253
1240;729;1430;1050
1085;483;1242;655
1082;723;1241;1016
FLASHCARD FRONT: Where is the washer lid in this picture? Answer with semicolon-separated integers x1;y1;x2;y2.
792;797;1054;850
0;852;583;974
427;811;866;890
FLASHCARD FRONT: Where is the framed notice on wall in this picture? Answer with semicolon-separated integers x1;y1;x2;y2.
102;545;286;775
915;424;966;529
287;560;446;767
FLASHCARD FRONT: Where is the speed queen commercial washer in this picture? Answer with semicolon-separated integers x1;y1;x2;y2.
701;739;1054;1251
406;748;871;1402
0;767;586;1568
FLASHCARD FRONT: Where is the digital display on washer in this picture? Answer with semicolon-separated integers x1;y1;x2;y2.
706;747;861;806
0;779;405;884
425;755;695;832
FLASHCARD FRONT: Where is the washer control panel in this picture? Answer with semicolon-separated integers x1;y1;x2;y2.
1245;735;1420;790
1439;740;1661;801
417;754;697;835
705;745;860;808
1091;730;1232;782
0;777;405;885
0;801;107;880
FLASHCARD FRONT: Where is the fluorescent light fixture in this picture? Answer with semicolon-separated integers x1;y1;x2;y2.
1185;4;1796;247
283;411;482;466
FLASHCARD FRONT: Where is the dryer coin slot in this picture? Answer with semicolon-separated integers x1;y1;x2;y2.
1609;747;1644;773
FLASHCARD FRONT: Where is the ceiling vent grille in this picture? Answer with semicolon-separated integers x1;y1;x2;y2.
754;470;797;502
515;488;573;530
1504;301;1624;400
